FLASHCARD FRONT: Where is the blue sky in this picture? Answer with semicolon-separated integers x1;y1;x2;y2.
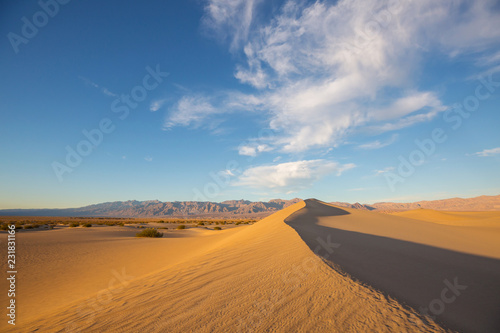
1;0;500;209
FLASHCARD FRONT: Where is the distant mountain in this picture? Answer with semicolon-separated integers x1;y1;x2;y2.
2;195;498;218
369;195;500;212
329;201;376;211
0;198;303;218
331;195;500;212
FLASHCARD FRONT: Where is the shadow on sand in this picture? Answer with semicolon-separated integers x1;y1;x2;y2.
285;199;500;333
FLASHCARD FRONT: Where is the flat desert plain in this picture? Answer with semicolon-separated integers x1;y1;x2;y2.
1;199;500;332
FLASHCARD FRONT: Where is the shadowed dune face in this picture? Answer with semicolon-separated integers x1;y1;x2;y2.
285;199;500;333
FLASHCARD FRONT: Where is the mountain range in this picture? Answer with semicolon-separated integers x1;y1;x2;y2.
332;194;500;212
1;195;498;218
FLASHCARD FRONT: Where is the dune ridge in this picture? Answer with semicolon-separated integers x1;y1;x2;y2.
6;200;450;332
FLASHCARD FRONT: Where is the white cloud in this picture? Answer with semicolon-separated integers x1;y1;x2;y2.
238;144;273;157
172;0;500;154
78;76;117;97
202;0;262;51
164;95;218;129
358;134;398;150
236;159;355;191
150;99;166;112
373;166;395;176
474;147;500;157
145;156;153;162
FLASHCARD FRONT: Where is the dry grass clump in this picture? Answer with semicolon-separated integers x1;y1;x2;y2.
136;228;163;238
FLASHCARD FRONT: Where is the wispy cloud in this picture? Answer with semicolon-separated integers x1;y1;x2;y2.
473;147;500;157
150;99;167;112
202;0;262;51
238;144;273;157
78;76;117;97
373;167;395;176
144;156;153;162
358;134;399;150
169;0;500;154
235;159;355;191
163;95;219;129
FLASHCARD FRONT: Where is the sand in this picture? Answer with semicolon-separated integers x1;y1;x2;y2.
1;200;498;332
391;209;500;227
286;200;500;332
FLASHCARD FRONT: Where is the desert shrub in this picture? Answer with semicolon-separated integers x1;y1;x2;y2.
0;224;8;231
215;222;219;225
176;225;186;230
118;222;125;226
197;222;205;226
213;227;221;230
23;225;34;229
69;222;79;228
235;222;241;225
136;228;163;238
81;223;92;228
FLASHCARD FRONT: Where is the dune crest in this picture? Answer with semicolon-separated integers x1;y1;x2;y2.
286;199;500;333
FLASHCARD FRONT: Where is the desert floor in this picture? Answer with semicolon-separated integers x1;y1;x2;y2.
1;200;499;332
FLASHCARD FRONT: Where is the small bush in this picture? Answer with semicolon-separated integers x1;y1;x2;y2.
136;228;163;238
81;223;92;228
213;227;221;230
197;222;205;226
23;225;34;229
235;222;241;225
176;225;186;230
69;222;79;228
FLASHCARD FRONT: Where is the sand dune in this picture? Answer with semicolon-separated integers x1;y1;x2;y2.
1;201;456;332
0;226;244;328
390;209;500;227
286;200;500;333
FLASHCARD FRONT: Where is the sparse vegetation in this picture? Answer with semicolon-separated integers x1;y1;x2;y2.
213;227;221;230
0;216;259;232
177;225;186;230
135;228;163;238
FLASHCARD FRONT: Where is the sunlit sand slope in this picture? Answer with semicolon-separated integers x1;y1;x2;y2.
286;199;500;333
0;226;243;331
7;201;449;332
